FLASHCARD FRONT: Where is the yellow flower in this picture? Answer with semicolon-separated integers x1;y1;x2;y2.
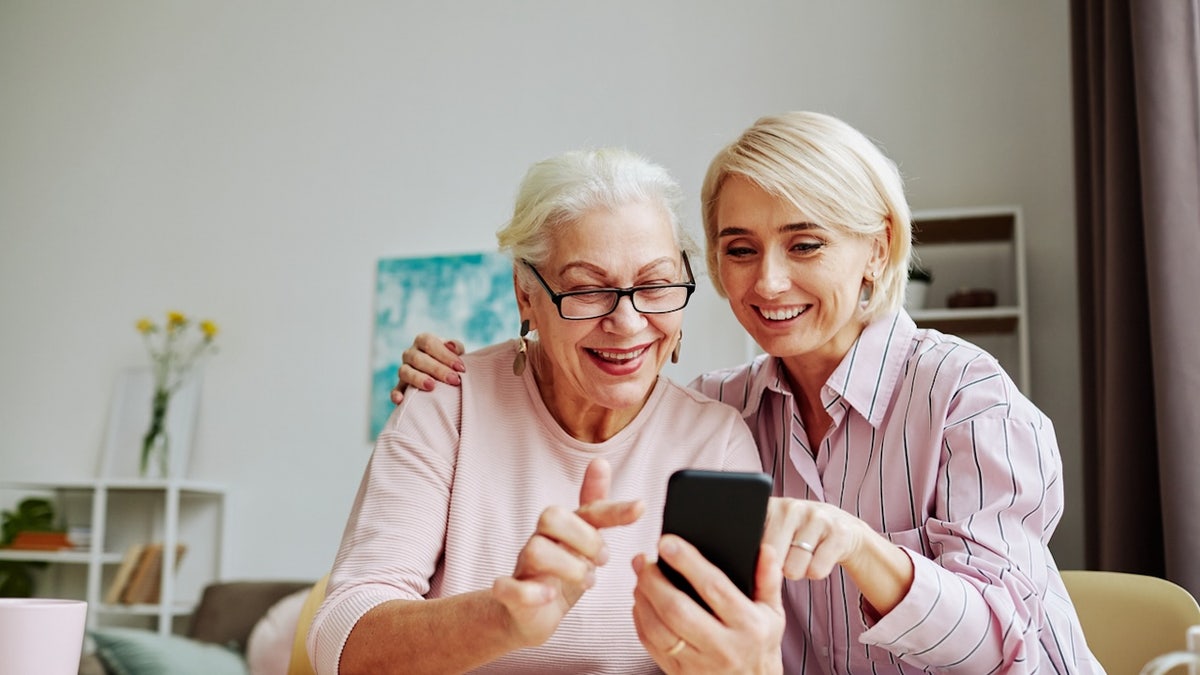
134;310;220;389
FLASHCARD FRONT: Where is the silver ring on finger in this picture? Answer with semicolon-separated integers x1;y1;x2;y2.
790;540;816;553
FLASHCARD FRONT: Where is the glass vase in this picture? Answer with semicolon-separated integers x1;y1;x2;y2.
141;429;169;479
140;388;171;479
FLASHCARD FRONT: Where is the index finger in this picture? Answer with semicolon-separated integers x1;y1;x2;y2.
762;497;806;558
578;458;611;506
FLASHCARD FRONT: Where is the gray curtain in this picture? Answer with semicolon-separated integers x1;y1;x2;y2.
1071;0;1200;596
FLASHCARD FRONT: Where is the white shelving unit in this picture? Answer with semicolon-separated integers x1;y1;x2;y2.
0;478;227;635
909;206;1030;393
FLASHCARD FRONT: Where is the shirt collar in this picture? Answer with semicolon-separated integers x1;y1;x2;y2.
741;311;917;428
824;311;915;427
737;353;792;416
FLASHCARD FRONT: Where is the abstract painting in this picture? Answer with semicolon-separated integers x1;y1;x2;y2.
369;252;518;438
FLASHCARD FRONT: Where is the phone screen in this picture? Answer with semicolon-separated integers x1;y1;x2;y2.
657;469;772;612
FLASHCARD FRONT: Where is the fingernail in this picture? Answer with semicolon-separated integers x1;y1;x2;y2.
585;569;597;588
596;544;609;567
447;373;461;386
660;537;679;557
422;379;435;392
453;360;466;372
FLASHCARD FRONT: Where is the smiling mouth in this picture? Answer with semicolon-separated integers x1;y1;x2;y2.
756;305;807;321
588;346;649;363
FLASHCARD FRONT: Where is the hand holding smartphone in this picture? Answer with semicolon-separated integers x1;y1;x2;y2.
657;469;772;613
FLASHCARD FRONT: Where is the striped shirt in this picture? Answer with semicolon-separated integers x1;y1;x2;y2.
310;341;762;674
691;311;1102;674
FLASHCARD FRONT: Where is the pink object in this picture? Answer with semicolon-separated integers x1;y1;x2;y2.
0;598;88;675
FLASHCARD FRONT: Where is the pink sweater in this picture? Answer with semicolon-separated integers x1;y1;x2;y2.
310;341;762;674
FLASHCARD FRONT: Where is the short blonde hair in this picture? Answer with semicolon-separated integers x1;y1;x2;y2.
700;111;912;320
498;148;695;292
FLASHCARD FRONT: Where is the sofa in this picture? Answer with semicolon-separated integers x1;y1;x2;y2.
80;580;316;675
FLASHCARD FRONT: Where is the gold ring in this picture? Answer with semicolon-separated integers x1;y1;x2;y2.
791;540;816;553
666;637;686;657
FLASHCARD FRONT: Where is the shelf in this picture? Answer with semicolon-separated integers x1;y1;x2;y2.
0;549;124;564
910;306;1020;334
913;208;1014;244
909;206;1030;394
0;480;227;635
0;479;226;495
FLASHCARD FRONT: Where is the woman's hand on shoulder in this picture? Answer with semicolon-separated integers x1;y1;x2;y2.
493;459;644;647
390;333;467;404
631;536;784;674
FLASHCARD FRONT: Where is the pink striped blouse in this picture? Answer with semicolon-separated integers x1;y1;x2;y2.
309;341;762;674
691;311;1101;673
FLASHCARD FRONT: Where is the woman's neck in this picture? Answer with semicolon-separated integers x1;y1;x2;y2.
778;319;869;450
526;343;651;444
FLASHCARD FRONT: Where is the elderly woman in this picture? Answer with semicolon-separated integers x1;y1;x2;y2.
309;148;763;675
396;113;1100;673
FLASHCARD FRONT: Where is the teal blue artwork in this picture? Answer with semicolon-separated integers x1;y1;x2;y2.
370;252;518;438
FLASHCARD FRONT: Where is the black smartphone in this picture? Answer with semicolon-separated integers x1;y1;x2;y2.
657;469;773;613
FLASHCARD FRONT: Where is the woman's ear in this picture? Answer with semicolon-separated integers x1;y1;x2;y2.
513;268;534;323
868;228;890;278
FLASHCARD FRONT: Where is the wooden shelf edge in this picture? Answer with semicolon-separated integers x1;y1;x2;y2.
915;315;1019;335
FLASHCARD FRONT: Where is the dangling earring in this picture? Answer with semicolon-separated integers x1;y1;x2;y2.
512;319;530;376
671;331;683;364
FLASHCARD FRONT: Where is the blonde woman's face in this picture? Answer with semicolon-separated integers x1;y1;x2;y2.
519;200;686;419
714;176;886;371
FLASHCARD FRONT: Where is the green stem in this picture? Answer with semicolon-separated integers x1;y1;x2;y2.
140;389;170;477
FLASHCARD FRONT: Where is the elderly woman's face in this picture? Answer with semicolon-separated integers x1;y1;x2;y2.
714;175;886;367
521;200;685;416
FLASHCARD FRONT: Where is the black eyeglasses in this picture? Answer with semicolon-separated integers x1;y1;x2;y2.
523;252;696;320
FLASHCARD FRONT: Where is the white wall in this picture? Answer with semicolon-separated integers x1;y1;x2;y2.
0;1;1082;577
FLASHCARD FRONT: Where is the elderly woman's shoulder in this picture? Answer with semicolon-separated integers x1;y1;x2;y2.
459;341;520;373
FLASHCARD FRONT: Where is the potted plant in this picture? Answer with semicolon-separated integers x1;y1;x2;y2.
905;264;933;311
0;497;62;597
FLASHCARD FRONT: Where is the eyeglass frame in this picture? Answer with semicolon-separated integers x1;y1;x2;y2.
522;252;697;320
